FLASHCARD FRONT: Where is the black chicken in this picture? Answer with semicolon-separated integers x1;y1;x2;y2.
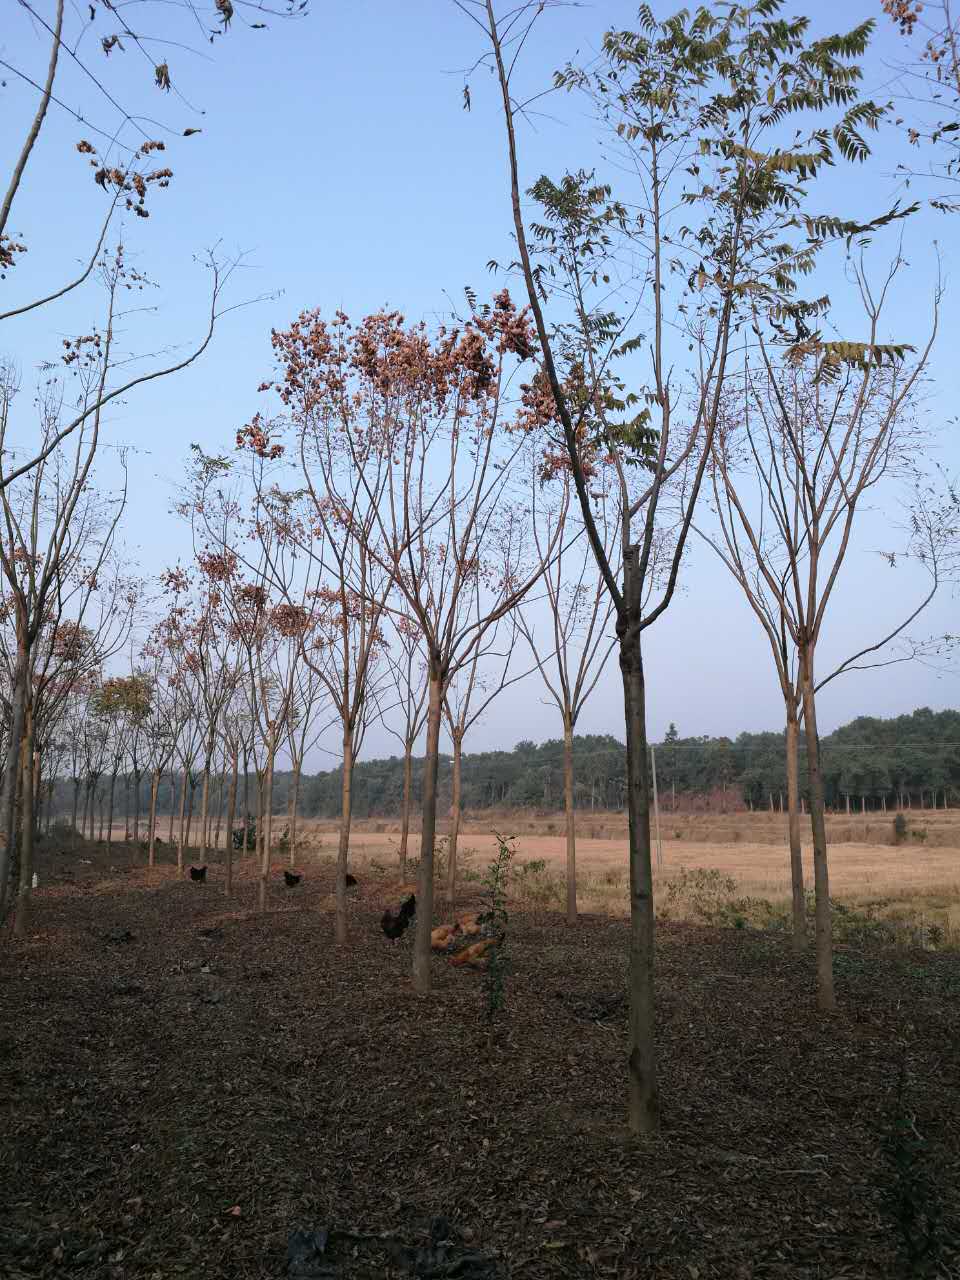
345;873;358;888
284;870;302;887
381;892;416;941
189;865;207;883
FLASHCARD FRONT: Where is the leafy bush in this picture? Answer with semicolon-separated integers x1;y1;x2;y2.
894;813;908;845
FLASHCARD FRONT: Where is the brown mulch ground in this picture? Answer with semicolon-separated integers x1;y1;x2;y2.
1;849;959;1279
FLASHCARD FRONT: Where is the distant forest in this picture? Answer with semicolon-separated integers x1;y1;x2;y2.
49;707;960;826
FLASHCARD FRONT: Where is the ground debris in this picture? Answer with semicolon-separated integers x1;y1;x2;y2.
1;857;958;1280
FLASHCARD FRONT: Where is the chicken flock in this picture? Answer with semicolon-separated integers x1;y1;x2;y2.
380;889;503;970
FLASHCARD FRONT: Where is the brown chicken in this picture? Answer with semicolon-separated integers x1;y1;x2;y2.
431;924;458;951
455;912;483;937
448;936;501;968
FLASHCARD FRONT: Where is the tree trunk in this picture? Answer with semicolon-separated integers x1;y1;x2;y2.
445;731;463;906
258;734;276;914
167;773;177;846
225;743;238;896
785;708;806;952
148;768;161;867
176;770;187;872
399;741;413;879
106;768;118;858
0;649;28;917
124;773;130;840
619;576;659;1136
335;726;354;945
288;756;301;869
184;777;196;853
199;744;212;864
413;663;443;995
214;766;225;851
563;711;577;925
799;653;835;1012
71;777;80;836
132;767;141;842
13;703;35;936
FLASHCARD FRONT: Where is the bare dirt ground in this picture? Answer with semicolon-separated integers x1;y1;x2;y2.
2;851;959;1279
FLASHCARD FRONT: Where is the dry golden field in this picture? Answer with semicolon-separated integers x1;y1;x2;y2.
295;808;960;935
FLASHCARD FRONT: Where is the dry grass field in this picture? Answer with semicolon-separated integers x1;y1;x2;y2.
293;809;960;940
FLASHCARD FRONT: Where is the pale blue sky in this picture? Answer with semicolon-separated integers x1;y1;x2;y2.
3;0;958;763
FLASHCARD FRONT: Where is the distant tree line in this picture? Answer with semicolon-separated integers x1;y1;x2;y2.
43;707;960;825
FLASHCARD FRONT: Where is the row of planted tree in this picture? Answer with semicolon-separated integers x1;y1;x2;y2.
36;711;960;853
3;0;960;1137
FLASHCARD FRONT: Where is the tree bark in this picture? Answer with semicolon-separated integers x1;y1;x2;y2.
106;768;118;857
785;708;806;952
335;726;354;945
258;733;276;914
799;652;835;1012
620;552;658;1136
167;773;176;846
13;702;35;937
199;743;212;864
413;664;443;995
148;768;161;867
225;743;238;896
132;768;141;842
184;776;196;853
288;757;301;869
445;730;463;907
176;771;187;872
399;741;413;879
0;649;28;917
563;712;578;925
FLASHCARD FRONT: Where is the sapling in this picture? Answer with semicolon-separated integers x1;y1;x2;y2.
481;831;515;1050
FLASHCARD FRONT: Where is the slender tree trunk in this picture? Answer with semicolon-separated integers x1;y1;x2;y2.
242;751;250;828
214;766;225;851
106;768;118;858
71;777;80;836
33;751;43;842
225;743;238;896
184;777;196;853
82;781;92;841
335;726;354;945
799;651;835;1012
399;741;413;879
124;772;130;840
785;708;806;952
258;734;276;914
176;770;188;871
167;773;176;846
288;756;301;869
413;664;443;994
0;650;28;917
148;768;161;867
445;731;463;906
14;704;35;936
563;711;577;925
199;744;213;864
620;554;658;1136
132;768;141;842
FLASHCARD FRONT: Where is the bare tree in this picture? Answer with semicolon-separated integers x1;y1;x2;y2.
382;613;430;881
466;0;909;1131
707;259;937;1006
518;474;618;924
